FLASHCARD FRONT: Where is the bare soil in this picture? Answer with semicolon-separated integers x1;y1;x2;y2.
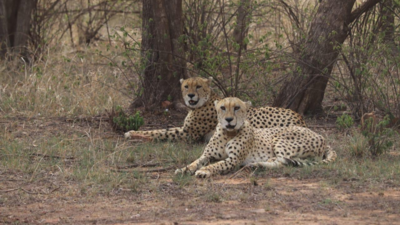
1;112;400;225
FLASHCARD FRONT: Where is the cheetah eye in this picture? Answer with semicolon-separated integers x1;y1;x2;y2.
234;106;240;111
196;85;202;89
184;85;188;89
220;106;226;110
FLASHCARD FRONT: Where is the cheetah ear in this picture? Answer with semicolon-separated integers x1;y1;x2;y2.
208;76;213;85
214;100;219;107
245;101;252;109
180;78;184;84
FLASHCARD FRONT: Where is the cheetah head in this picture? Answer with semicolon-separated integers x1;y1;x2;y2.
214;97;251;131
180;77;213;109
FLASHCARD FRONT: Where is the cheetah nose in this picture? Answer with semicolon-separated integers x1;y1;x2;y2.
225;117;233;123
188;94;195;98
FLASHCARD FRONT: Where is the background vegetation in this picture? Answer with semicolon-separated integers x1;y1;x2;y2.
1;0;400;223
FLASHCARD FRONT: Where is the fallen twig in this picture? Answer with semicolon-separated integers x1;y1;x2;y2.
308;124;337;129
112;165;174;173
227;166;253;180
0;188;20;193
21;188;39;195
145;166;174;173
116;162;160;169
30;153;75;160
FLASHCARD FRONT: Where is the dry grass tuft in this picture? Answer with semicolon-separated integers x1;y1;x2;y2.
0;46;131;118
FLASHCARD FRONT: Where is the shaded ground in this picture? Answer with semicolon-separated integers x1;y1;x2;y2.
1;111;400;224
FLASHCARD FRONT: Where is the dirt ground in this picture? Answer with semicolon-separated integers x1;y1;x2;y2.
1;112;400;225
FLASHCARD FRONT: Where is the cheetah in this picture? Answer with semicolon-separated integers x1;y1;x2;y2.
125;77;306;142
175;97;336;178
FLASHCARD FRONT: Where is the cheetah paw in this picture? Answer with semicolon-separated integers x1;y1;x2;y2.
124;132;152;141
124;132;132;139
195;169;211;178
175;167;194;175
174;168;185;175
246;162;259;169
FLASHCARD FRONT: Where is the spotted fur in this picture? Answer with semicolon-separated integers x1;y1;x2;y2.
125;77;306;142
175;97;336;178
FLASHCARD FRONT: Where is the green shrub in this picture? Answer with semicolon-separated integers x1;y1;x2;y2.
109;106;144;132
336;114;354;131
346;131;369;158
361;115;395;157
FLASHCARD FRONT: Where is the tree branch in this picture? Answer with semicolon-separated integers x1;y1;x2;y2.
349;0;382;23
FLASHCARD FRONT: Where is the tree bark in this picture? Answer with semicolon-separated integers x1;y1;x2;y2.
132;0;186;111
273;0;382;115
233;0;251;50
14;0;35;55
380;0;394;44
0;0;10;57
0;0;36;59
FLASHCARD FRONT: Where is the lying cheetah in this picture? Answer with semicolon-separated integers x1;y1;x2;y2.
175;97;336;178
125;77;306;142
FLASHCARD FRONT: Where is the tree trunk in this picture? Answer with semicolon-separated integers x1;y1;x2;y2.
132;0;186;111
0;0;36;59
273;0;381;115
0;0;10;57
380;0;394;44
233;0;251;50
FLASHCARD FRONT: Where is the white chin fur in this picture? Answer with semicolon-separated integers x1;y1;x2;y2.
184;97;207;108
221;121;244;130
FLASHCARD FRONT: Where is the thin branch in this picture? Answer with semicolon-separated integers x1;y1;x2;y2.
278;0;301;29
349;0;382;23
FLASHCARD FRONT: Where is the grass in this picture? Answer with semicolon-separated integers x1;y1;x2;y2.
0;45;132;118
248;131;400;191
1;105;399;197
1;2;400;223
5;122;397;198
0;128;206;194
1;105;400;224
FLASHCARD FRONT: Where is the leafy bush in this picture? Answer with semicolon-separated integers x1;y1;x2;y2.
333;6;400;120
109;106;144;133
361;115;395;157
336;114;354;131
346;131;369;158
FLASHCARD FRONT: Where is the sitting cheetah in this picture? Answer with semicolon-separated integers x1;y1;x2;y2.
125;77;306;142
175;97;336;178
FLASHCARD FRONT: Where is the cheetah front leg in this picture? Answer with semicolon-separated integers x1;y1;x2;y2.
194;138;251;178
174;155;211;175
175;127;228;176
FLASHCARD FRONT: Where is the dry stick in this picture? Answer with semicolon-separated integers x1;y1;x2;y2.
145;166;174;173
21;188;39;195
116;162;160;170
226;166;253;180
308;124;337;129
1;183;60;194
0;188;20;193
113;165;174;173
47;185;61;194
30;153;75;160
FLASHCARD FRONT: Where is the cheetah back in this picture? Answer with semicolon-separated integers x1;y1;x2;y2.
247;107;306;128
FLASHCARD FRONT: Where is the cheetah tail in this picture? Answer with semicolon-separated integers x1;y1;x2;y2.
283;146;337;167
282;158;316;167
322;145;337;164
125;127;189;142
